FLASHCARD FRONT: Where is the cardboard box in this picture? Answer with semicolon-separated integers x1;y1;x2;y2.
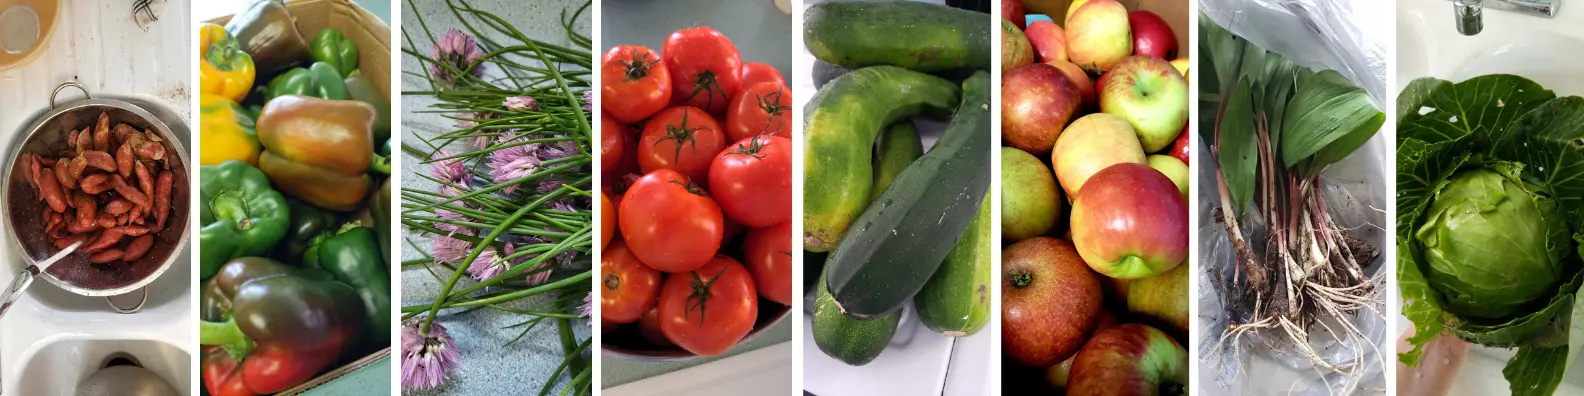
1023;0;1190;53
204;0;392;392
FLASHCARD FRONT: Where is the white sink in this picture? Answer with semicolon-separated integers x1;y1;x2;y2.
13;338;189;396
1395;0;1584;394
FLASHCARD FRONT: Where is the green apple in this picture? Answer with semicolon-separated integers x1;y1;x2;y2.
1147;155;1188;198
1101;56;1189;152
1067;324;1188;395
1129;263;1188;338
1002;147;1061;240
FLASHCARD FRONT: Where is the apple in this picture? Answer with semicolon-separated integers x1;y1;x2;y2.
1047;60;1094;110
1002;0;1025;28
1129;263;1189;338
1065;0;1131;73
1101;55;1189;152
1025;20;1068;63
1045;311;1120;390
1066;324;1188;396
1002;147;1061;241
1003;63;1080;154
1050;113;1146;197
1070;163;1188;279
1128;10;1178;59
1167;123;1190;164
1002;19;1035;74
1003;237;1103;367
1170;57;1190;78
1147;155;1188;198
1065;0;1091;25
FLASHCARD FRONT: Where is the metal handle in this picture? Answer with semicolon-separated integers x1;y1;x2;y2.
0;266;40;320
105;287;148;314
49;81;91;110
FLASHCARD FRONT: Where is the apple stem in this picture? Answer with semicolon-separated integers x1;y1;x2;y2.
1010;271;1033;288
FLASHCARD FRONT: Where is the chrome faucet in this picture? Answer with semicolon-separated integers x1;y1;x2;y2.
1454;0;1560;35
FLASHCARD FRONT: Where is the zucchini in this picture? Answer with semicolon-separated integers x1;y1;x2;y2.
805;1;992;72
824;72;992;319
871;121;923;202
803;66;959;252
813;270;902;366
914;189;992;336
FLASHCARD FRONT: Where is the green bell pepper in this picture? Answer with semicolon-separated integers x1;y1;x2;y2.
345;73;391;144
275;198;338;264
370;179;391;264
266;62;348;101
310;28;358;77
200;161;291;280
311;224;390;350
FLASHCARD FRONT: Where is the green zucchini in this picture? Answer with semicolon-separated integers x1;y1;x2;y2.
805;1;992;72
871;122;924;202
914;190;992;336
824;71;992;319
803;66;959;252
813;270;901;366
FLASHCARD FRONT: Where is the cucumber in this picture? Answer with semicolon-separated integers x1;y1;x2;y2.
805;1;992;72
803;66;960;252
871;122;924;202
824;72;992;319
813;270;902;366
914;190;992;336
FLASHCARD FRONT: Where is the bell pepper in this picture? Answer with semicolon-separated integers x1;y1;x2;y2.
199;94;262;166
369;179;391;264
224;0;311;75
257;95;375;211
200;257;364;395
266;62;349;101
311;28;359;78
199;23;255;103
345;73;391;143
276;198;338;263
201;161;291;280
311;224;390;350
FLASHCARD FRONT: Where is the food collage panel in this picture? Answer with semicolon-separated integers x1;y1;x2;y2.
4;0;1584;394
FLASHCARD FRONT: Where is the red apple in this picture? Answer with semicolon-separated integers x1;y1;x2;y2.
1167;123;1190;164
1051;113;1145;197
1047;60;1095;110
1065;0;1132;73
1045;311;1121;390
1067;324;1188;396
1101;56;1189;152
1025;20;1068;63
1003;63;1081;154
1128;10;1178;60
1002;0;1025;28
1003;237;1103;367
1070;163;1188;279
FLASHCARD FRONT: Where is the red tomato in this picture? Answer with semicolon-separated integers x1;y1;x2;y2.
663;26;743;115
601;45;671;123
708;135;792;227
721;215;746;248
600;114;638;180
599;191;615;251
723;82;793;143
601;239;662;324
619;169;723;272
657;256;758;356
742;221;793;306
639;106;726;183
638;306;672;347
740;62;785;88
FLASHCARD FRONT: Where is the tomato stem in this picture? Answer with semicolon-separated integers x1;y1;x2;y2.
655;110;705;164
603;274;620;290
666;177;709;197
726;134;771;159
620;48;661;82
681;70;726;110
685;266;730;327
754;87;790;136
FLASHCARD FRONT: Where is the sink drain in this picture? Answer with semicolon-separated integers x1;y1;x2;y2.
98;352;142;370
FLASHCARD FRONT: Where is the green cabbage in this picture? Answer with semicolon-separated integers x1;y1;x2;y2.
1397;74;1584;396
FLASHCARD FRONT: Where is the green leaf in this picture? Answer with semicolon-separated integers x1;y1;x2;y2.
1512;97;1584;211
1398;74;1555;151
1279;70;1384;170
1218;78;1258;214
1396;235;1445;366
1502;268;1584;396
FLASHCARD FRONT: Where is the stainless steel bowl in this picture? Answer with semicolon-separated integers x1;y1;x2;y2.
0;82;191;311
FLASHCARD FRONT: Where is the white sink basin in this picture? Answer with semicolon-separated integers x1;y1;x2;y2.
13;338;189;396
1396;0;1584;394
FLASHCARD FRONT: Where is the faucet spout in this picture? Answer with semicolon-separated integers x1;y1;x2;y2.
1456;0;1485;36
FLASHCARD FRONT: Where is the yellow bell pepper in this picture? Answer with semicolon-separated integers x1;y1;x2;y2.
200;94;262;166
199;23;255;102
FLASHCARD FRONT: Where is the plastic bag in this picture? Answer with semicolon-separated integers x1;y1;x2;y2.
1195;0;1391;394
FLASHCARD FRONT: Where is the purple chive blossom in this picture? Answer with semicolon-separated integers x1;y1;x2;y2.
430;29;485;89
579;292;592;319
582;91;592;113
524;260;552;285
466;246;505;281
402;318;461;391
458;112;502;149
503;96;539;112
430;234;473;264
429;150;469;188
488;140;541;194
